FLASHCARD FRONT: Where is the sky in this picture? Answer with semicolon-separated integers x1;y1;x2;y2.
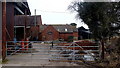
27;0;89;29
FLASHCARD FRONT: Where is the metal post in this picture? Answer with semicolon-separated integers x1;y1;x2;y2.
73;43;75;61
51;41;53;48
34;9;36;26
72;42;75;62
31;42;32;62
24;10;27;41
6;42;7;57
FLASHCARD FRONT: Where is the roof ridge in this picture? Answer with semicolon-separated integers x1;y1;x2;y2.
43;24;70;25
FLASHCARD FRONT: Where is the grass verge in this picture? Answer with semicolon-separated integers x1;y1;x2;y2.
1;59;8;64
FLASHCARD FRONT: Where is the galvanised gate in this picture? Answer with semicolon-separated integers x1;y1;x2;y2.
6;41;100;63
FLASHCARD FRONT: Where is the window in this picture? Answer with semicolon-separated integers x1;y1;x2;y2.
65;28;67;31
58;29;59;31
47;32;52;35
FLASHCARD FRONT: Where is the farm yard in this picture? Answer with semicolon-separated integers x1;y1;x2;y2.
3;40;99;67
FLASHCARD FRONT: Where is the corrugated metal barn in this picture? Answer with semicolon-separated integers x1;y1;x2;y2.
1;2;31;60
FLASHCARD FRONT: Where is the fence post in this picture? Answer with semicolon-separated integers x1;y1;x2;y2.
72;42;75;61
6;41;7;57
101;40;104;60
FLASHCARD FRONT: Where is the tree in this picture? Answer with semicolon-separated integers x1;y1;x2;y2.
70;23;77;26
67;36;74;42
68;2;120;60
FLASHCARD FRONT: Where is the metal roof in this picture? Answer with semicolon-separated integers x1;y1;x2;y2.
40;24;78;33
14;15;42;26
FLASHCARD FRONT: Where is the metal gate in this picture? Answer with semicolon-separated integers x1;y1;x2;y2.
6;41;100;62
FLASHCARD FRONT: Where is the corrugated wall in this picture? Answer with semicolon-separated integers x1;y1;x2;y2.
6;3;14;41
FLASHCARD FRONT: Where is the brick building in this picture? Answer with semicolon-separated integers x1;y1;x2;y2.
14;15;42;41
39;24;78;41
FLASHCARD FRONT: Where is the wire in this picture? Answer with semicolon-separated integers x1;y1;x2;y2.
35;9;71;13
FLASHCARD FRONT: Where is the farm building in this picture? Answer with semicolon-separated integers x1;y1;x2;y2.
1;1;31;60
39;24;78;41
78;26;92;40
14;15;42;41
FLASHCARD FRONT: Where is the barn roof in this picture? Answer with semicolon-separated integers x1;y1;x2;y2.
14;1;31;15
40;24;78;33
14;15;42;26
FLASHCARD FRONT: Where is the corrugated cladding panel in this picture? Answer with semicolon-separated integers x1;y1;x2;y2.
6;3;14;41
14;15;42;26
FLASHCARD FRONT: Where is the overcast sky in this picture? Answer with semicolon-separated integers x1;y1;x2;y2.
27;0;88;29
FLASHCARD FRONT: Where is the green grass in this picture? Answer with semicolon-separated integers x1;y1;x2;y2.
1;59;8;64
0;60;2;64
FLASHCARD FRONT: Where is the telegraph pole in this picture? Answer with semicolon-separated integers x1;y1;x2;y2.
35;9;36;26
2;1;6;60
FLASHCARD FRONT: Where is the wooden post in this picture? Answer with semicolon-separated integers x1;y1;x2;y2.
101;39;104;60
2;2;6;60
24;10;27;41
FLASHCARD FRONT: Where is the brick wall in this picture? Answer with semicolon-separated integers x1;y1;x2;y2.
41;25;59;41
39;25;78;41
59;33;73;41
73;32;78;40
30;26;40;40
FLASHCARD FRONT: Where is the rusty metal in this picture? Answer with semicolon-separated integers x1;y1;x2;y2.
6;2;14;41
0;2;2;60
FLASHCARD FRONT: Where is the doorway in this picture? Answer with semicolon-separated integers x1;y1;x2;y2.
14;27;24;41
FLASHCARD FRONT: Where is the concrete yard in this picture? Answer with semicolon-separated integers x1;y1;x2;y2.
2;43;80;66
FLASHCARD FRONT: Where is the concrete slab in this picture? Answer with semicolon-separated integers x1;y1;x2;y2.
3;43;79;66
